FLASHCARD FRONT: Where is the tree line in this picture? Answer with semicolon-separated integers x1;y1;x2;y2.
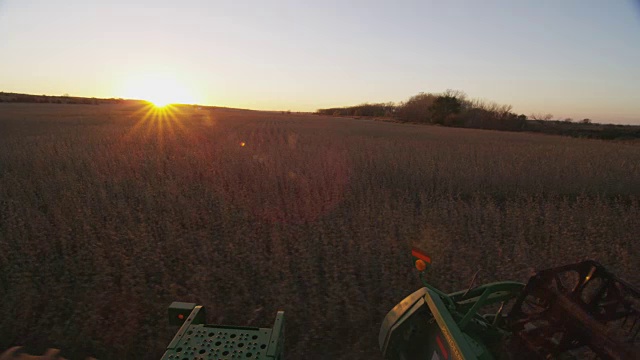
317;90;640;140
0;92;124;105
317;102;396;118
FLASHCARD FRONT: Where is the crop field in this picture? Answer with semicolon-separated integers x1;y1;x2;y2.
0;103;639;359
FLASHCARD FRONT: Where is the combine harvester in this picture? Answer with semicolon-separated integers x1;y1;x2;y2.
3;249;638;359
162;248;640;360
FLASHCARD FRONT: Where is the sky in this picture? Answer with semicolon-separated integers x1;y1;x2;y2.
0;0;639;124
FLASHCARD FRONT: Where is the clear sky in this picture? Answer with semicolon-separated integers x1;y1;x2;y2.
1;0;639;124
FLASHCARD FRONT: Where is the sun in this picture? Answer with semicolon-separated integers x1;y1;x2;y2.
149;97;171;108
119;73;198;106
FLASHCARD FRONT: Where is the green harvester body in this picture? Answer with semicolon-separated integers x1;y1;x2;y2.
163;250;640;360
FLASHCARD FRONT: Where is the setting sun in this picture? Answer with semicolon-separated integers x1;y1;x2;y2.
150;99;170;108
119;73;197;106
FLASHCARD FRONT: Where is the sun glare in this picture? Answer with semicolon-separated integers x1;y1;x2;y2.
120;73;198;106
150;99;170;108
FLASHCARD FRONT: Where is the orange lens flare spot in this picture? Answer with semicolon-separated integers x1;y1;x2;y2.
415;259;427;271
178;314;184;320
411;248;431;264
240;142;246;147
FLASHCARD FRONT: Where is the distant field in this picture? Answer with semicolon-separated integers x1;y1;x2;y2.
0;103;639;359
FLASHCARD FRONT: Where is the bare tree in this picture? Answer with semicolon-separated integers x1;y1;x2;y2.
530;113;554;121
443;89;468;103
396;92;438;122
469;99;512;118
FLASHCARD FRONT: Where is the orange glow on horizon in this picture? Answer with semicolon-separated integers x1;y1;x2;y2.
119;72;198;106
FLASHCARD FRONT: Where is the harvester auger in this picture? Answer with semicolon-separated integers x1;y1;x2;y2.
162;248;639;360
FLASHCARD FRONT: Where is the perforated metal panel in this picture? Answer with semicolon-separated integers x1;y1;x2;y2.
162;303;284;360
163;325;273;359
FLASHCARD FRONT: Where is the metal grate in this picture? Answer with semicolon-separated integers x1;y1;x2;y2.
162;303;284;360
163;324;273;360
